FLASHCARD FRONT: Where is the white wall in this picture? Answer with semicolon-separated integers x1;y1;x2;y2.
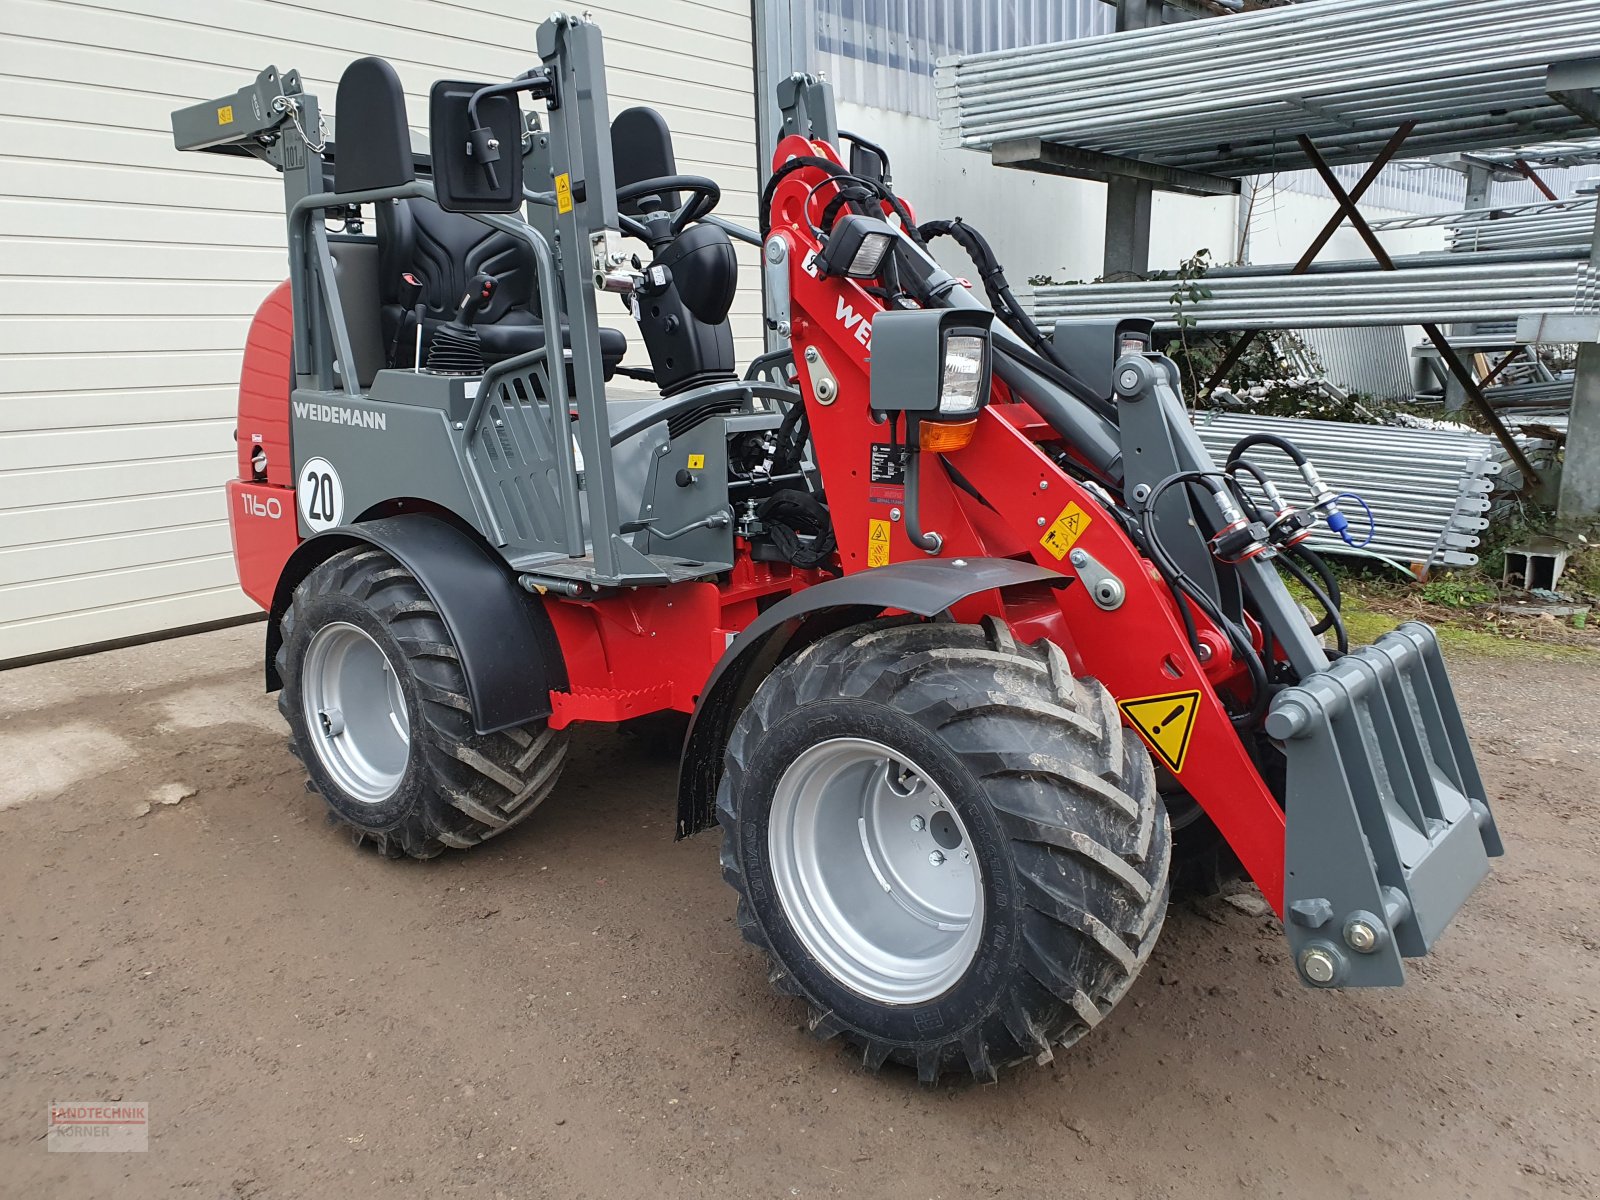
1239;183;1447;267
0;0;760;662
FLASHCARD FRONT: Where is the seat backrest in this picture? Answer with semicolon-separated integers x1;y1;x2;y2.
612;106;679;216
334;58;415;194
376;198;538;326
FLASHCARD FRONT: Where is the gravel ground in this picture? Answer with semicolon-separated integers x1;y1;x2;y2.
1;624;1596;1199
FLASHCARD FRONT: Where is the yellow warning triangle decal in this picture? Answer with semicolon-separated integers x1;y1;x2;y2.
1119;690;1200;774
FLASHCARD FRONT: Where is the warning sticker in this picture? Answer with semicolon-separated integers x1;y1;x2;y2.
687;453;705;470
1039;501;1092;560
555;172;573;214
867;518;892;568
1119;690;1201;774
217;104;234;125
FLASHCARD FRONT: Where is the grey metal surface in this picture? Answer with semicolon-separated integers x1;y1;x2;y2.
1114;355;1327;679
1029;257;1599;331
327;241;385;389
936;0;1600;178
767;737;983;1004
466;360;584;561
267;14;669;587
300;621;411;804
632;412;749;571
1192;411;1500;569
538;16;660;586
1297;327;1416;404
1446;198;1597;256
290;383;486;541
1270;621;1502;988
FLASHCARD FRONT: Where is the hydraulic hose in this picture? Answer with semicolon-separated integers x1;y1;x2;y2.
1226;431;1310;467
1228;432;1354;543
759;155;852;237
1276;549;1349;654
919;218;1072;375
1142;471;1272;725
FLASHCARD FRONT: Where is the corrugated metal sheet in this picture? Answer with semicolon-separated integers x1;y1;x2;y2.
1299;327;1418;403
803;0;1114;118
0;0;761;661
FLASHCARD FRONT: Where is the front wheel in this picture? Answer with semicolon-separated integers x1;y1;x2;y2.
717;618;1171;1083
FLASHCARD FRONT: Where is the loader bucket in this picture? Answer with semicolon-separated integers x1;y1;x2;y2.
1266;622;1503;988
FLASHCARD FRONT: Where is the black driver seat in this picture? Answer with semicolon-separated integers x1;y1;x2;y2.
334;55;625;378
376;197;628;376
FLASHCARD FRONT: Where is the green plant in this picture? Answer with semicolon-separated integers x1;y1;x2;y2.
1419;577;1496;609
1164;248;1214;332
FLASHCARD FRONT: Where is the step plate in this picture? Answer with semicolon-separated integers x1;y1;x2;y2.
1266;621;1503;988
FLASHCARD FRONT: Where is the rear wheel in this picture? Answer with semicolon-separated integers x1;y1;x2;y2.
277;546;568;858
717;618;1170;1082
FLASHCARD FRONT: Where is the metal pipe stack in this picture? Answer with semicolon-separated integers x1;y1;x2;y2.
1192;412;1500;569
937;0;1600;175
1030;259;1598;331
1448;200;1597;256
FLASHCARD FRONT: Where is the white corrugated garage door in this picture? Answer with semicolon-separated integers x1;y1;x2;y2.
0;0;759;662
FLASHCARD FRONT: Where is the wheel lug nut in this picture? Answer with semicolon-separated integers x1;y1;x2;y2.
910;815;926;832
928;850;945;867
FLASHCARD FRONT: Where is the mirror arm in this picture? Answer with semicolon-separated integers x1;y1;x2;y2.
466;70;554;190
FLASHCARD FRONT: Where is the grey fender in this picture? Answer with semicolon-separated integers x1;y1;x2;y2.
676;557;1069;837
266;514;566;735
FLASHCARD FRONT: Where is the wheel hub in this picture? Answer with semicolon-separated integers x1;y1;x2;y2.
300;621;410;804
767;737;983;1004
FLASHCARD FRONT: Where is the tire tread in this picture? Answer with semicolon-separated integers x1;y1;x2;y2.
276;546;566;859
716;617;1170;1081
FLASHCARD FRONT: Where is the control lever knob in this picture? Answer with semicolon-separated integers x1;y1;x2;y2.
455;273;498;327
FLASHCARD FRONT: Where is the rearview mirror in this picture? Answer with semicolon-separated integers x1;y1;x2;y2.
429;80;523;213
849;140;885;187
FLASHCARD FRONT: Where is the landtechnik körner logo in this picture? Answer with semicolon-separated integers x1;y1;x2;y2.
47;1102;149;1153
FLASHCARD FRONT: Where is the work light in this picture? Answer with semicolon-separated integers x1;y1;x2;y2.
869;308;995;421
814;214;897;279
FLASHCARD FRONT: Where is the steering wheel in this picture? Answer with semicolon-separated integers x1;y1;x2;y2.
615;175;720;241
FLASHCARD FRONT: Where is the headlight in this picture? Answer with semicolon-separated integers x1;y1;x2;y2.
867;307;994;419
939;334;987;416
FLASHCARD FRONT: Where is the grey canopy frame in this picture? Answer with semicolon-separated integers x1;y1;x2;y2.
171;15;679;587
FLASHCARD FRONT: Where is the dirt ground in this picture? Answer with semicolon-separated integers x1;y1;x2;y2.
2;625;1596;1200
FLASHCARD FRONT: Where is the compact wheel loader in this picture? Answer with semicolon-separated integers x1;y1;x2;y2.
172;14;1503;1083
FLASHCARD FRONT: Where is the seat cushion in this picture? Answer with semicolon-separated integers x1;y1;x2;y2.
476;320;628;368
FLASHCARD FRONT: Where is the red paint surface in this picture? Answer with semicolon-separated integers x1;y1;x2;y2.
229;281;299;611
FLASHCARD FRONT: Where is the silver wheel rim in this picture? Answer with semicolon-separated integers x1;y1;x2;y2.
767;737;984;1004
300;621;411;804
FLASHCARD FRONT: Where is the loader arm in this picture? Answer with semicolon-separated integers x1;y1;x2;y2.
764;128;1501;990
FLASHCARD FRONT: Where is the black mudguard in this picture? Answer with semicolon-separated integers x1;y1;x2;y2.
265;514;565;735
676;557;1068;837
